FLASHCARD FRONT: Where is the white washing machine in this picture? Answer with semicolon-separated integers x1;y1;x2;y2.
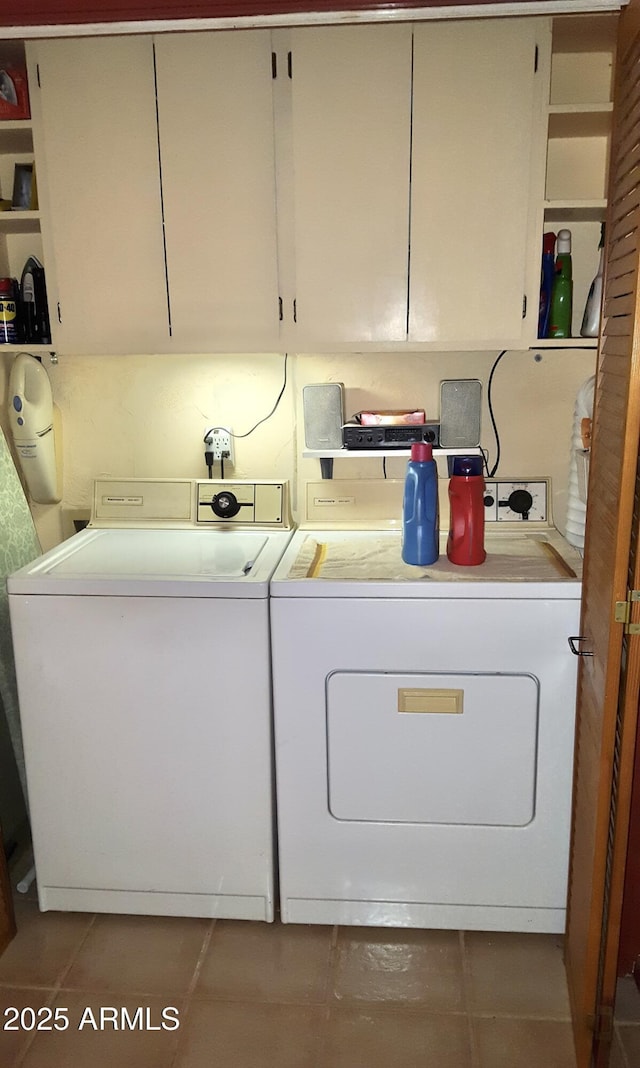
8;478;293;920
269;479;582;933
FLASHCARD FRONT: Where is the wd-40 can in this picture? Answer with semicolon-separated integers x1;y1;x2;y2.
0;278;18;344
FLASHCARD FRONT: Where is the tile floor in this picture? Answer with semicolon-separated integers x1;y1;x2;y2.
612;976;640;1068
0;893;637;1068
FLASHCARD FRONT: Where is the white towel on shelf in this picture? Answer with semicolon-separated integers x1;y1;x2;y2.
565;375;596;551
0;424;41;804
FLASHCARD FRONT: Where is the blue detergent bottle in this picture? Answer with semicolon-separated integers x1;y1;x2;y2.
402;442;439;566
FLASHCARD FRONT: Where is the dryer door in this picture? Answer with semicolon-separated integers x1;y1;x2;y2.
327;671;538;826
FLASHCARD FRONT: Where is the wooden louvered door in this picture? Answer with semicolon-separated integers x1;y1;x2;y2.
565;2;640;1065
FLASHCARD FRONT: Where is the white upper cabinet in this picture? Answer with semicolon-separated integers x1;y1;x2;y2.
409;18;543;348
154;31;281;352
284;24;412;347
283;19;543;351
27;37;170;355
27;17;547;355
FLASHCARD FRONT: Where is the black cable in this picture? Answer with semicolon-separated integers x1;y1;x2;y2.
480;446;490;478
203;354;288;477
225;353;289;441
486;349;508;478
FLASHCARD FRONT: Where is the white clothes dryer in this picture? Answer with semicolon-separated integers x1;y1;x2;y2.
270;509;582;933
8;478;293;920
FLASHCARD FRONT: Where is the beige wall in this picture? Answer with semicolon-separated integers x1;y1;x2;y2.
1;347;595;552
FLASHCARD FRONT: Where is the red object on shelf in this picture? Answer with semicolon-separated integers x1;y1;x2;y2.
0;64;30;120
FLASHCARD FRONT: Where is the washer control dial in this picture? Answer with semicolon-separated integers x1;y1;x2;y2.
484;480;548;522
209;491;244;519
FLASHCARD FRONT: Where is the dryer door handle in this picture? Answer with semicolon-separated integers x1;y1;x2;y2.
568;636;594;657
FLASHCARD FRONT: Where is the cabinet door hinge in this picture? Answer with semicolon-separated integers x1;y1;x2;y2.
522;294;527;319
588;1005;614;1042
534;45;539;73
614;590;640;634
272;52;277;79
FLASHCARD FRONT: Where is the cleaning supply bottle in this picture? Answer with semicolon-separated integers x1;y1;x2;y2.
549;228;573;339
580;223;606;338
447;455;486;566
402;442;439;566
538;231;556;339
0;277;19;344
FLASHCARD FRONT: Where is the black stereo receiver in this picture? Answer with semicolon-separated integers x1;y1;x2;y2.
342;423;440;449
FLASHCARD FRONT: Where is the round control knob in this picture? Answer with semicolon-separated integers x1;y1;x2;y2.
508;489;533;516
483;493;495;507
209;491;241;519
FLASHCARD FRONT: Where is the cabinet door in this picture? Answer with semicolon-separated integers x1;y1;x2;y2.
154;31;281;353
288;24;412;346
29;37;169;355
409;19;541;347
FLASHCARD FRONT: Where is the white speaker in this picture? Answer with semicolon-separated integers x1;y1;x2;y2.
440;379;482;448
303;382;344;450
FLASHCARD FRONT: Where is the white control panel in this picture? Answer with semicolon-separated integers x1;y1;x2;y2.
197;481;288;526
484;480;549;523
90;479;291;528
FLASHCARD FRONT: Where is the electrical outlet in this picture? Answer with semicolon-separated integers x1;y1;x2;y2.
205;427;234;465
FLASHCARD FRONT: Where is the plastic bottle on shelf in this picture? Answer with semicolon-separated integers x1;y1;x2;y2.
580;223;606;338
538;231;556;339
549;229;573;340
447;455;486;566
402;442;439;566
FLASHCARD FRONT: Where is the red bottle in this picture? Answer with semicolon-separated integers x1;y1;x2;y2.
447;455;486;566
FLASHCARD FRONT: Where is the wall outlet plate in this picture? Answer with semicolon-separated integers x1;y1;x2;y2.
484;480;549;523
205;427;234;465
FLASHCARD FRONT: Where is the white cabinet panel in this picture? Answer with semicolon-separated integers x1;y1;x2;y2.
155;31;281;352
409;19;540;346
288;24;412;345
29;37;170;355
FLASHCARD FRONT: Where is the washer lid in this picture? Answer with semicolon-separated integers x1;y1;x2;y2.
8;527;294;598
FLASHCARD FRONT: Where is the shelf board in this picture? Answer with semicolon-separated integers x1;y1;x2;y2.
0;343;54;354
0;209;41;233
531;338;598;350
548;105;612;140
0;120;33;154
544;200;607;223
303;447;482;459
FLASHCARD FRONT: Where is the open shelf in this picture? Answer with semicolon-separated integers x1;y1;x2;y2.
0;209;40;232
532;337;598;349
303;447;482;460
547;104;613;140
543;200;607;223
0;120;33;155
0;344;54;354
